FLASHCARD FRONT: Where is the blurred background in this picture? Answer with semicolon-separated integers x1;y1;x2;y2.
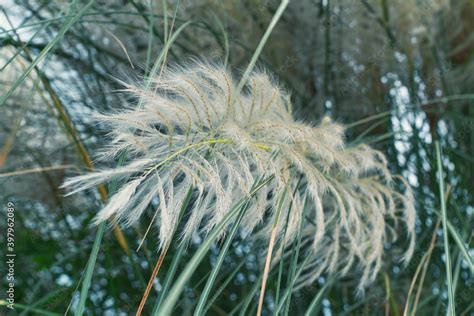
0;0;473;315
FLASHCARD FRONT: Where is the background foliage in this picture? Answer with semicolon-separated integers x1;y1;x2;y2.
0;0;473;315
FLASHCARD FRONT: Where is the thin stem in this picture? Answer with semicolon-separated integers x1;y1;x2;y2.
435;141;455;316
256;188;287;316
157;176;274;315
136;243;170;316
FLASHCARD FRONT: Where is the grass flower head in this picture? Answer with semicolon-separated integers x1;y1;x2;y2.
63;62;416;293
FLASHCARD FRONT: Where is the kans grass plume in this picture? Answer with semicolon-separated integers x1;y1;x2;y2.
62;62;416;292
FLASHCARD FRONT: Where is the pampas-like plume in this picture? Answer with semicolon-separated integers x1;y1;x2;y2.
62;62;415;292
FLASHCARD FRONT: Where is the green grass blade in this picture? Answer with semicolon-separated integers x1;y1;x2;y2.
151;188;194;315
75;222;106;316
138;20;192;108
431;210;474;273
234;0;290;94
304;277;334;316
150;240;186;315
149;3;185;81
193;198;252;315
446;220;474;273
212;14;229;67
0;300;61;316
283;196;309;314
19;287;71;316
0;20;52;71
157;176;273;315
272;178;303;314
202;258;247;315
74;153;126;315
239;272;264;316
145;0;155;74
0;0;95;107
273;212;291;315
435;141;455;316
275;255;312;314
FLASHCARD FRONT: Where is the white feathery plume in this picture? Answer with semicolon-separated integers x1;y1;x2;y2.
62;62;416;292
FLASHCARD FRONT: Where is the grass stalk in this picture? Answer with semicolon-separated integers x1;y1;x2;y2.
135;244;170;316
304;277;334;316
73;152;126;315
0;300;61;316
202;259;247;315
435;141;455;316
257;189;287;316
406;185;451;315
157;176;274;315
193;197;253;315
234;0;289;95
0;0;95;108
145;0;155;74
282;196;309;314
136;187;193;315
74;221;105;316
151;239;187;314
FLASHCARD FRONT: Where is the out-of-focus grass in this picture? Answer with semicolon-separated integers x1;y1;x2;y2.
1;1;473;315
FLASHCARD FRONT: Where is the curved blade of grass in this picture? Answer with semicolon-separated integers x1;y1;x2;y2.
446;221;473;273
151;237;187;315
274;255;312;314
431;209;474;273
212;14;229;67
257;188;288;315
0;0;95;107
282;196;309;315
138;186;193;315
193;195;254;315
74;153;126;315
202;258;247;315
157;176;273;315
435;141;455;316
144;0;156;74
0;20;52;72
0;300;61;316
234;0;290;95
19;286;72;316
0;10;169;35
145;10;188;86
75;221;105;316
303;276;335;316
272;177;302;314
273;206;293;315
238;271;264;316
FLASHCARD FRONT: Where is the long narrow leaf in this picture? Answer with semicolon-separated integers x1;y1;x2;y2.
74;222;106;316
0;0;95;107
202;259;247;315
157;176;273;315
193;197;253;315
435;141;456;316
304;277;334;316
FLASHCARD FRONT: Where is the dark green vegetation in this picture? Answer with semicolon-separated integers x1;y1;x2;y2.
0;0;473;315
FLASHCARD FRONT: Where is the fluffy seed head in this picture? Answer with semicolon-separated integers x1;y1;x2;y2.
62;62;416;293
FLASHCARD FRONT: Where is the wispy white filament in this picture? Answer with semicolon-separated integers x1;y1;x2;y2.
62;62;416;292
